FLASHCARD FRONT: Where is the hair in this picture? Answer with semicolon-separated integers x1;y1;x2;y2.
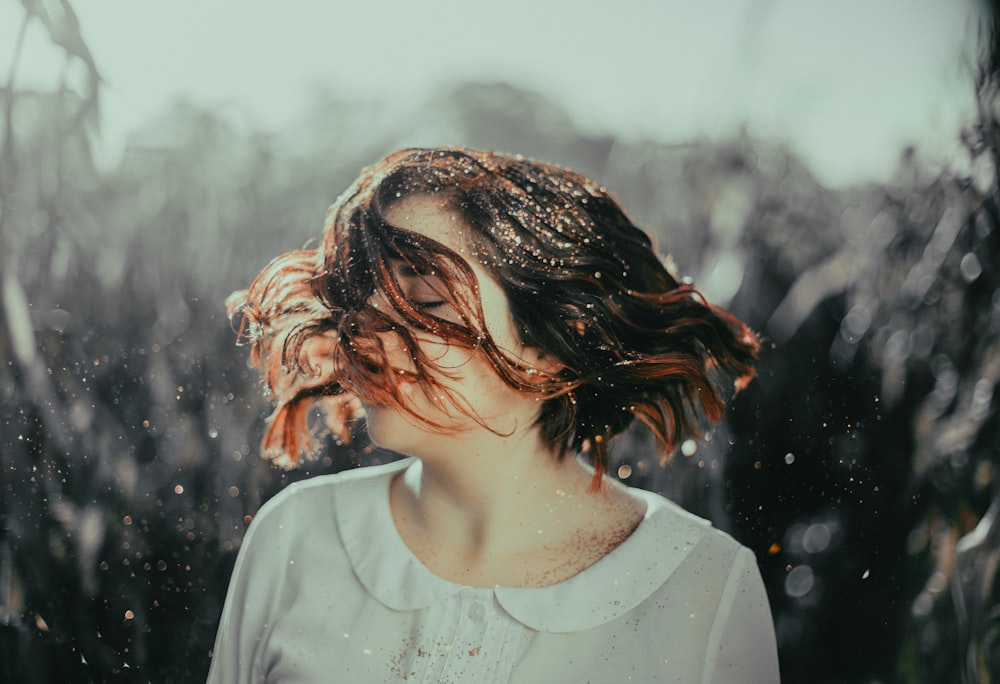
227;147;759;488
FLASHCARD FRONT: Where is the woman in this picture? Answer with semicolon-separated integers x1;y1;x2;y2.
208;148;780;682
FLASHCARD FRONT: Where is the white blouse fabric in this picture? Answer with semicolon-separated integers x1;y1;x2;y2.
207;458;780;683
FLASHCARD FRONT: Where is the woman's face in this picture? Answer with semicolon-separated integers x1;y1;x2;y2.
360;194;549;455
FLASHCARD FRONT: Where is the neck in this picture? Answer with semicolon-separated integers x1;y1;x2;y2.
391;427;597;564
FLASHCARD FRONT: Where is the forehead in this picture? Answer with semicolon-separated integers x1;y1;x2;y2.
382;194;469;256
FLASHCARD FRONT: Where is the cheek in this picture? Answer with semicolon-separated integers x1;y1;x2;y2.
411;345;509;413
420;339;477;373
474;283;521;351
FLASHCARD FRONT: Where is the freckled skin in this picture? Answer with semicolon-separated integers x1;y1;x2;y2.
372;195;647;590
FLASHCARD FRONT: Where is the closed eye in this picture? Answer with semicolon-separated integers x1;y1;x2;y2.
412;299;447;311
389;259;454;315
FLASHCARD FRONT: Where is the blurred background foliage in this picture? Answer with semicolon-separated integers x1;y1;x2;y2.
0;3;997;682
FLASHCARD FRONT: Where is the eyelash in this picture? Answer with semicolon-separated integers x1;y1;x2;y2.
412;300;447;311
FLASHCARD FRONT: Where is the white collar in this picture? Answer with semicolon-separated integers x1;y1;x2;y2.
333;457;711;633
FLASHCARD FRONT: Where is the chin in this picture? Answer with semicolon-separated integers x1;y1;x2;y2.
362;404;433;456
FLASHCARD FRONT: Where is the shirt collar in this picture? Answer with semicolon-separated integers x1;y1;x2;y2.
334;457;711;633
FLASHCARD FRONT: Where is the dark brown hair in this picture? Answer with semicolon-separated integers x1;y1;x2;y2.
228;147;759;487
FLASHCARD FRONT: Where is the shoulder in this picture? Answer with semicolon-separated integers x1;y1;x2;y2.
242;458;411;543
257;458;409;513
495;484;753;633
627;487;753;586
627;488;765;609
629;486;738;548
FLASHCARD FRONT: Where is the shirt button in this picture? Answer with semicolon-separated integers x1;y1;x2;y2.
468;601;486;622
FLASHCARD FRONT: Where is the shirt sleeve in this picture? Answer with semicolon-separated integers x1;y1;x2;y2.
206;490;295;684
703;546;780;684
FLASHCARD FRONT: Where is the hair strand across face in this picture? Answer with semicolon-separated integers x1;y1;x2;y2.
228;148;760;487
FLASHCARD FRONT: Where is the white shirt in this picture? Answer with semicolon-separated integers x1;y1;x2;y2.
207;458;780;683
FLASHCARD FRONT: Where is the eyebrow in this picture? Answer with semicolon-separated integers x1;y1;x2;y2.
393;262;439;279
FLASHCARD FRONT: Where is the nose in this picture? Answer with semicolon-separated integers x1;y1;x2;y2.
345;304;419;376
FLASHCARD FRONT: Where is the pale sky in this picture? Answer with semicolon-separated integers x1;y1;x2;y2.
1;0;985;187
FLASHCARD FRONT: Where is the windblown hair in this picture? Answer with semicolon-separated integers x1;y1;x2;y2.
228;147;759;486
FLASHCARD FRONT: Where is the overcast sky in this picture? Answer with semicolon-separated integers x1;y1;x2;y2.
1;0;986;187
